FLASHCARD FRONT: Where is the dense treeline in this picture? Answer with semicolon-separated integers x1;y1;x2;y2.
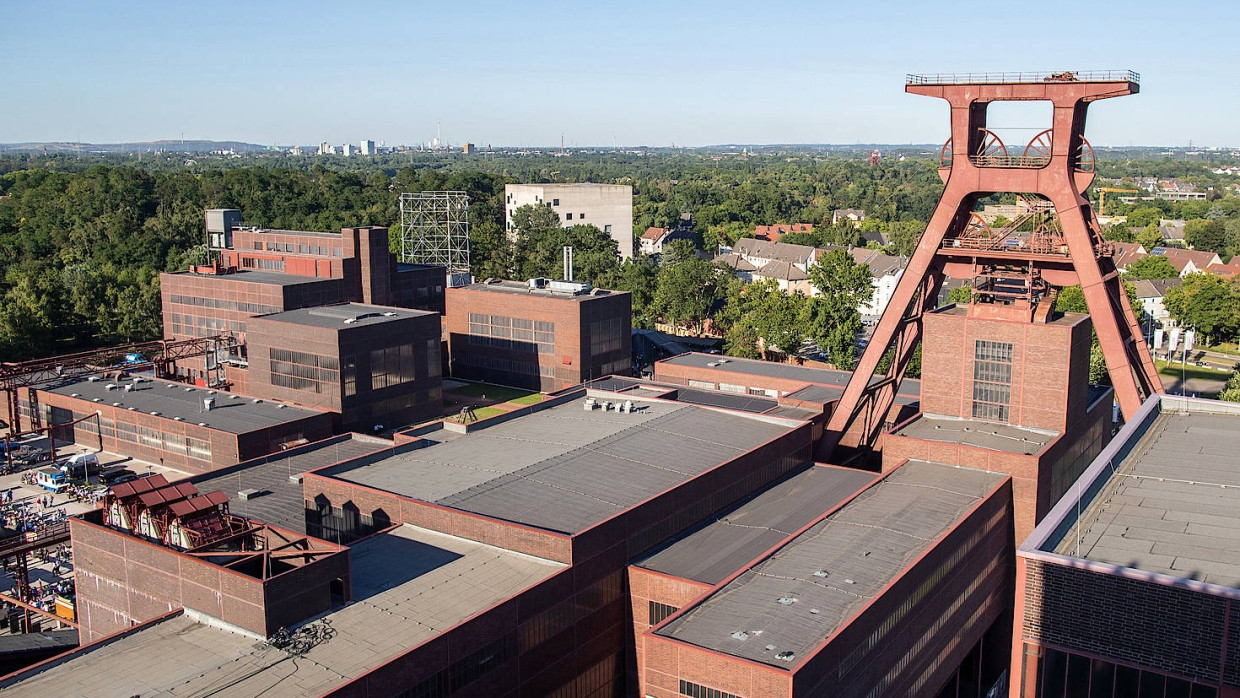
2;152;1238;362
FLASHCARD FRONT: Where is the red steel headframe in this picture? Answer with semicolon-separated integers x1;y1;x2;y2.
823;71;1161;458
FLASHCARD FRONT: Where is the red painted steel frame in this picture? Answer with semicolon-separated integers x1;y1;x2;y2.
823;75;1161;456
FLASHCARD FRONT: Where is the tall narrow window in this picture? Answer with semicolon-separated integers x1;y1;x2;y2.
972;340;1013;422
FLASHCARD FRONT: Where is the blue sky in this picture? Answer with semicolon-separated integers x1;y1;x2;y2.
3;0;1237;147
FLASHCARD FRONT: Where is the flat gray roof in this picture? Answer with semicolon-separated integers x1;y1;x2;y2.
637;465;877;584
254;303;433;328
457;279;623;301
192;435;393;533
935;304;1089;327
43;376;324;435
333;397;799;534
1043;399;1240;588
166;269;334;287
659;353;922;397
0;524;565;697
655;461;1005;667
577;377;782;414
894;413;1058;455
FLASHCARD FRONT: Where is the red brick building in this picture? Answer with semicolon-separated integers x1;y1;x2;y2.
22;374;333;473
1014;395;1240;698
444;279;631;391
243;303;443;432
881;304;1113;541
642;460;1013;698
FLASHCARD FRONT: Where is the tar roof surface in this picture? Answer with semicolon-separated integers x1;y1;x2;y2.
167;269;332;286
254;303;432;328
45;377;322;435
0;524;564;698
637;465;877;584
895;413;1058;455
458;279;622;301
192;435;392;533
655;461;1004;667
333;398;798;534
660;353;922;396
936;304;1089;327
1047;404;1240;587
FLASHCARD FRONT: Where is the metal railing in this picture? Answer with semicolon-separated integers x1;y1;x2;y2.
970;155;1051;169
907;70;1139;85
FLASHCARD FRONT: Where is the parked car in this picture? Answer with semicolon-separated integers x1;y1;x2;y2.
99;468;136;486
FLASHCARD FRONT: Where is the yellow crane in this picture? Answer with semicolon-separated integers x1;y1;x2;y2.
1095;187;1140;216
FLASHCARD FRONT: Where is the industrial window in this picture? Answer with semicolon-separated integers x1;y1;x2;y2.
649;601;678;625
972;340;1013;422
343;357;357;396
552;198;559;206
679;680;742;698
687;380;714;390
253;242;262;250
566;213;573;221
370;344;417;390
579;213;585;220
718;383;745;394
604;224;612;233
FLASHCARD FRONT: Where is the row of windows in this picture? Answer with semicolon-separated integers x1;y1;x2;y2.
467;313;554;332
590;317;624;355
680;680;741;698
456;354;555;378
974;360;1012;384
975;339;1014;362
371;345;419;390
1025;645;1217;698
467;314;556;354
168;294;282;315
649;601;678;625
258;241;342;256
239;257;285;271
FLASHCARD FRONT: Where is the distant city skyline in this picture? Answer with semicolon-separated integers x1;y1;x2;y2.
4;0;1238;148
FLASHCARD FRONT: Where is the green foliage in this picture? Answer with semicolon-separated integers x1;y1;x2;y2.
803;249;874;369
1219;372;1240;403
717;279;807;358
1105;223;1134;243
1135;224;1164;251
1124;255;1179;280
596;258;659;329
947;285;972;304
1164;273;1240;346
653;253;729;334
1127;206;1162;229
1184;218;1228;254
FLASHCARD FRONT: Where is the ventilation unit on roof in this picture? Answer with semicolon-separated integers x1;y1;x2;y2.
231;395;241;400
343;318;356;324
252;398;262;404
776;651;795;661
112;402;121;407
70;393;79;398
382;312;397;317
731;631;749;641
277;404;286;409
128;407;137;411
105;384;117;391
198;422;207;427
87;376;101;382
173;416;183;421
150;412;160;417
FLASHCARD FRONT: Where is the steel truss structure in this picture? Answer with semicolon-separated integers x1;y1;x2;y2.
399;191;471;278
823;72;1161;458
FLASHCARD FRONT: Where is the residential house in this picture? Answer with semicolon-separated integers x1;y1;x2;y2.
1109;241;1147;272
1151;247;1223;277
848;248;910;320
1206;260;1240;279
639;227;666;255
753;223;813;242
712;252;757;283
831;209;866;226
1131;278;1182;329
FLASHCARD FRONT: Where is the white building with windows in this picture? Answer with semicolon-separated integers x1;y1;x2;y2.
504;183;634;259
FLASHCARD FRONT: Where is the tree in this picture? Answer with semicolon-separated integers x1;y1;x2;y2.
654;254;728;334
1164;273;1240;346
1127;206;1162;229
717;279;807;358
596;257;659;329
803;249;873;369
1135;224;1164;251
947;285;972;304
1124;255;1179;281
1219;372;1240;403
886;221;924;257
1184;218;1228;254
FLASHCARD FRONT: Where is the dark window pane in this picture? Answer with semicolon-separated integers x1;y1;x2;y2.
1066;654;1091;698
1115;666;1140;697
1191;683;1217;698
1042;649;1068;698
1165;678;1191;698
1089;658;1114;698
1139;671;1166;698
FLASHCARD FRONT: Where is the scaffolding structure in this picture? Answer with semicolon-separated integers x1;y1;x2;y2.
398;191;471;281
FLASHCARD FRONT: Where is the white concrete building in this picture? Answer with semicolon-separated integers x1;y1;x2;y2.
504;183;634;259
361;140;376;155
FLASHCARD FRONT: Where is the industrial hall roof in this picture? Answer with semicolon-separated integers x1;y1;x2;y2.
331;396;801;535
0;524;565;697
191;434;393;534
43;375;324;435
1039;396;1240;589
252;302;434;329
655;461;1005;668
164;269;336;287
893;413;1059;456
659;352;923;397
637;464;877;585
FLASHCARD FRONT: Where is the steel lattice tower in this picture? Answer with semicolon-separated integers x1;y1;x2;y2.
823;71;1162;457
399;191;470;278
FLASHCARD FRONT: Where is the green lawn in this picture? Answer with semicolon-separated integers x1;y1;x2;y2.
447;406;506;423
1154;359;1233;383
1206;342;1239;356
446;381;538;403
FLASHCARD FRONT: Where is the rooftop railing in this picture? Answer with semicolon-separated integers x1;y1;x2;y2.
907;70;1139;86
